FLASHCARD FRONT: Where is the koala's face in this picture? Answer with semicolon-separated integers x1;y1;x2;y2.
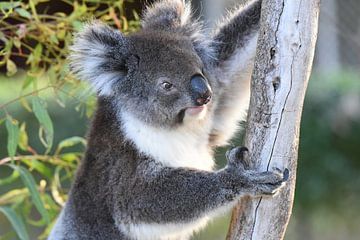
114;32;213;127
70;1;216;128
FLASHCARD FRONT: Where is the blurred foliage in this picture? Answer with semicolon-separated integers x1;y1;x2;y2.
287;70;360;240
0;1;140;239
296;71;360;211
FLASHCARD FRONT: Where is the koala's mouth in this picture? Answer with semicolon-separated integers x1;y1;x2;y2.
177;105;208;124
185;106;206;116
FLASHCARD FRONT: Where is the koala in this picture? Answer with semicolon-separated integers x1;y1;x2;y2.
49;0;288;239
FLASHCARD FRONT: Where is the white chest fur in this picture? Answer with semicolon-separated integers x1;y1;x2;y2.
120;111;215;171
119;111;217;239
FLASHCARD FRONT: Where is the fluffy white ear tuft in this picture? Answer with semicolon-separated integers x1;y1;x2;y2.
142;0;192;31
69;21;128;96
142;0;215;62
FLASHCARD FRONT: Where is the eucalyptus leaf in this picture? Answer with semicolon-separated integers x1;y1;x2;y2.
71;20;83;31
7;164;50;223
56;136;86;154
0;170;20;186
60;152;81;163
32;97;54;152
0;206;29;240
33;43;43;60
18;123;29;151
0;188;28;205
0;2;21;11
13;38;21;48
6;59;17;76
0;117;6;126
15;8;32;19
22;75;36;90
22;159;53;179
5;116;19;158
20;98;33;112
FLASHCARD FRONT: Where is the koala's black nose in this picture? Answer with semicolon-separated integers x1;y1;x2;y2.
190;75;212;106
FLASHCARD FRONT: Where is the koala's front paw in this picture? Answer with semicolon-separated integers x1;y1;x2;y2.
247;168;289;196
225;146;289;197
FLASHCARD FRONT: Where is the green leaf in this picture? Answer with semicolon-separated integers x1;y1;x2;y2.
22;75;36;90
27;215;48;227
56;136;86;154
32;97;54;152
13;38;21;49
0;206;29;240
0;117;6;126
27;44;43;67
0;2;21;11
0;170;20;186
0;188;28;205
15;8;32;19
18;123;29;151
6;116;19;158
7;164;50;224
5;39;13;50
6;59;17;76
20;98;32;112
38;218;57;240
60;152;81;163
33;43;43;61
50;34;59;44
22;159;52;179
0;31;6;43
71;20;83;31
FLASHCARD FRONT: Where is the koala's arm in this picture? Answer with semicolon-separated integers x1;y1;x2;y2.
114;148;287;228
209;0;262;147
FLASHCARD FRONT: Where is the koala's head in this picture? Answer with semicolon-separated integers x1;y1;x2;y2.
70;0;215;128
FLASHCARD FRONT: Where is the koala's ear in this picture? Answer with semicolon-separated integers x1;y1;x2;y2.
142;0;213;62
69;21;129;96
142;0;191;31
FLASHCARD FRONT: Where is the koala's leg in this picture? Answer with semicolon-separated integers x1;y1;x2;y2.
209;0;262;147
114;147;288;239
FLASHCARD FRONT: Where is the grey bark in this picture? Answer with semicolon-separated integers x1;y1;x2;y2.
226;0;320;239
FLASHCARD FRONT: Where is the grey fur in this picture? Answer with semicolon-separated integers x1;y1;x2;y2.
49;0;288;240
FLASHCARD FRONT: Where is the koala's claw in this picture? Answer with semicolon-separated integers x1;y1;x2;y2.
283;168;290;181
272;167;289;181
249;168;289;197
256;181;284;196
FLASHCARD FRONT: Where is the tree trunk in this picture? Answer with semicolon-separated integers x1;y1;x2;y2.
226;1;320;240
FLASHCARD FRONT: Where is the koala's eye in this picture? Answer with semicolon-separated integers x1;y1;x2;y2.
161;81;174;91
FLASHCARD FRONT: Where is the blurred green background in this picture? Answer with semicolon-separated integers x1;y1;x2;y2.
1;0;359;239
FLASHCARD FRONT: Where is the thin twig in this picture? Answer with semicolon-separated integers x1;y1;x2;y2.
0;154;78;168
0;155;52;165
0;85;54;110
